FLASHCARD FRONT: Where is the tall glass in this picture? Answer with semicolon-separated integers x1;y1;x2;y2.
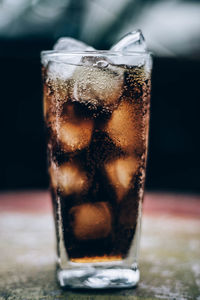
41;51;152;288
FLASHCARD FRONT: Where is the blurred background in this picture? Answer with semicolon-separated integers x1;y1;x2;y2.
0;0;200;192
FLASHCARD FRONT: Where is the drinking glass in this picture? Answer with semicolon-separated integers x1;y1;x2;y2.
41;50;152;288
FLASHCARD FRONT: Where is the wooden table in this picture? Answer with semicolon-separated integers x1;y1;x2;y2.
0;191;200;300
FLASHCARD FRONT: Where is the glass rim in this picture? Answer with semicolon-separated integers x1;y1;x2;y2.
41;50;152;62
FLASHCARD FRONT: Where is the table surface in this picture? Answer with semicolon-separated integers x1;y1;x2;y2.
0;191;200;300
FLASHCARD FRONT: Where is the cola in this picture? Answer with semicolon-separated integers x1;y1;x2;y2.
42;58;150;263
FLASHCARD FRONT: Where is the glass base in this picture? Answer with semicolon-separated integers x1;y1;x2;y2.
57;266;140;289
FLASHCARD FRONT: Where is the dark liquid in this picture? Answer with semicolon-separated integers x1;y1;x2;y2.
43;63;150;262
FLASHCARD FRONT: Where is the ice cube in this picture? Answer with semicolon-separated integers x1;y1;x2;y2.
47;60;79;81
53;37;95;51
49;162;88;196
60;103;94;152
49;102;94;152
105;156;138;202
59;119;93;152
111;30;147;52
71;57;124;111
45;38;95;80
69;202;112;240
105;100;144;154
